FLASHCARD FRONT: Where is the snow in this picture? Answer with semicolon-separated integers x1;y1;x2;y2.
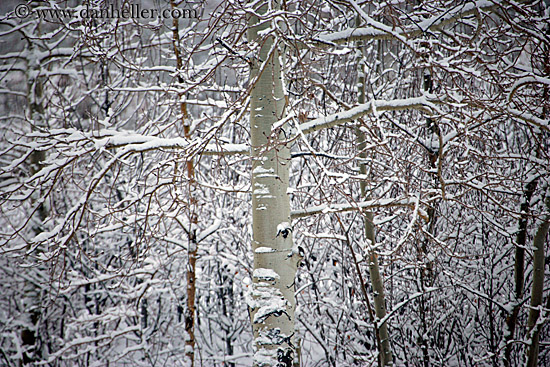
253;166;273;174
297;96;435;135
253;166;278;178
317;1;496;44
252;268;280;282
196;217;222;242
291;197;418;219
252;296;287;324
1;2;547;366
255;246;276;253
276;222;290;232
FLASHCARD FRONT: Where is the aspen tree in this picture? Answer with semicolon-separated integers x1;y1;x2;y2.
247;1;298;365
355;22;393;365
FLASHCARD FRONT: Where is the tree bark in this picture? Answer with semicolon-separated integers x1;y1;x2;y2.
21;39;47;367
248;2;297;366
524;18;549;367
525;191;549;367
504;178;537;366
170;2;197;364
355;32;393;366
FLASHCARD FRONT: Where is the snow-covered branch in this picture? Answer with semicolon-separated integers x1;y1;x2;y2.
291;196;428;220
316;0;500;44
296;96;435;135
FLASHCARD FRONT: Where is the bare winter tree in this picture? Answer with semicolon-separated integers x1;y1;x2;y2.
0;1;549;367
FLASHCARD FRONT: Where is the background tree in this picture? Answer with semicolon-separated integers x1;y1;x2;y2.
1;1;549;367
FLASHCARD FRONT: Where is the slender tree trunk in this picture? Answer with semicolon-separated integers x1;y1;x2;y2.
170;2;197;364
21;40;47;367
504;178;537;366
525;19;549;367
525;191;549;367
180;96;197;367
419;68;439;367
355;31;393;366
248;2;297;366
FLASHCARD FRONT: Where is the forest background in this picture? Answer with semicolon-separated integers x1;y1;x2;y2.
0;1;549;366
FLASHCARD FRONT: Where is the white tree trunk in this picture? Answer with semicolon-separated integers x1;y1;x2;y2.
247;2;297;366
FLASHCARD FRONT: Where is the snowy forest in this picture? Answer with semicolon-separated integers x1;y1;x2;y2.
0;0;549;366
